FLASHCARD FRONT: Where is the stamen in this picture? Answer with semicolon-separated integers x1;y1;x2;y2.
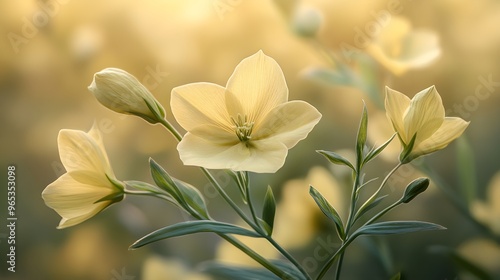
230;114;254;146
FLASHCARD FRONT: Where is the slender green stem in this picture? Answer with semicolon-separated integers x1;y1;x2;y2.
242;172;312;280
159;118;182;141
332;170;359;280
357;163;403;218
334;252;345;280
364;200;402;227
318;162;403;280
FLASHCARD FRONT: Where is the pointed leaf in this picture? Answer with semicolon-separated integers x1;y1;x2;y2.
354;221;445;237
261;186;276;235
364;133;397;165
173;178;210;219
130;220;260;249
317;150;355;171
390;272;402;280
310;186;345;239
150;158;209;219
356;102;368;169
150;158;183;201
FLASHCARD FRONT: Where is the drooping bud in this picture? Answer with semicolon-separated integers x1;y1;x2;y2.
88;68;166;124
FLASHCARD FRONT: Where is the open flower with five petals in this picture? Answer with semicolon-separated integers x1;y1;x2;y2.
42;124;124;229
171;50;322;173
385;85;469;162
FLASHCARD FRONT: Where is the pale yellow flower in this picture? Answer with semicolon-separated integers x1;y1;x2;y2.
88;68;166;124
385;86;469;162
171;50;322;173
42;124;124;229
366;16;441;76
470;172;500;235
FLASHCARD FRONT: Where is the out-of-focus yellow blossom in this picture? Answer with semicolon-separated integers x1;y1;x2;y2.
215;233;279;267
216;167;344;266
142;255;212;280
471;172;500;235
366;16;441;76
42;124;124;229
273;166;345;248
385;86;469;162
88;68;166;124
457;238;500;278
171;50;322;173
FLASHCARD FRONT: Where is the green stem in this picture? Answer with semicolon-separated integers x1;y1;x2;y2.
127;188;289;278
242;172;312;280
159;118;182;142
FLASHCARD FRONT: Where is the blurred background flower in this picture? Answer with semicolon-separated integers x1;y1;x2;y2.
1;0;500;279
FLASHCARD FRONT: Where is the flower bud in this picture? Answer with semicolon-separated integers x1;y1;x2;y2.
291;5;323;38
401;177;429;203
88;68;166;124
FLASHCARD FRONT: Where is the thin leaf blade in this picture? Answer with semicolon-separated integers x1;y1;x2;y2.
354;221;446;237
317;150;355;171
310;186;345;239
130;221;260;249
261;186;276;235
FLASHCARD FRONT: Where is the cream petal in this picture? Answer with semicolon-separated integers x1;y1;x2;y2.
189;124;239;145
177;133;288;173
225;50;288;125
69;170;114;188
58;128;112;176
413;117;469;156
403;86;444;144
171;82;233;132
385;87;411;141
42;174;113;228
253;100;322;148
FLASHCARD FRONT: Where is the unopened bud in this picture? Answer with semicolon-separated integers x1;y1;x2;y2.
88;68;166;124
401;177;429;203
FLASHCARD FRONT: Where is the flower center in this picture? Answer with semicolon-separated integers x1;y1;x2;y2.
231;114;254;146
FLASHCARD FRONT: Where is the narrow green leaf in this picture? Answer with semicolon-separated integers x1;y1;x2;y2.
356;102;368;169
149;158;182;201
261;186;276;235
173;178;210;219
354;221;445;237
364;133;397;165
130;221;260;249
235;171;248;204
310;186;345;239
456;136;477;203
399;133;417;163
150;158;209;219
353;195;388;223
317;150;355;171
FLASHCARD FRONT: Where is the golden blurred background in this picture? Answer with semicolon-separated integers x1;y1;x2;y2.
1;0;500;279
